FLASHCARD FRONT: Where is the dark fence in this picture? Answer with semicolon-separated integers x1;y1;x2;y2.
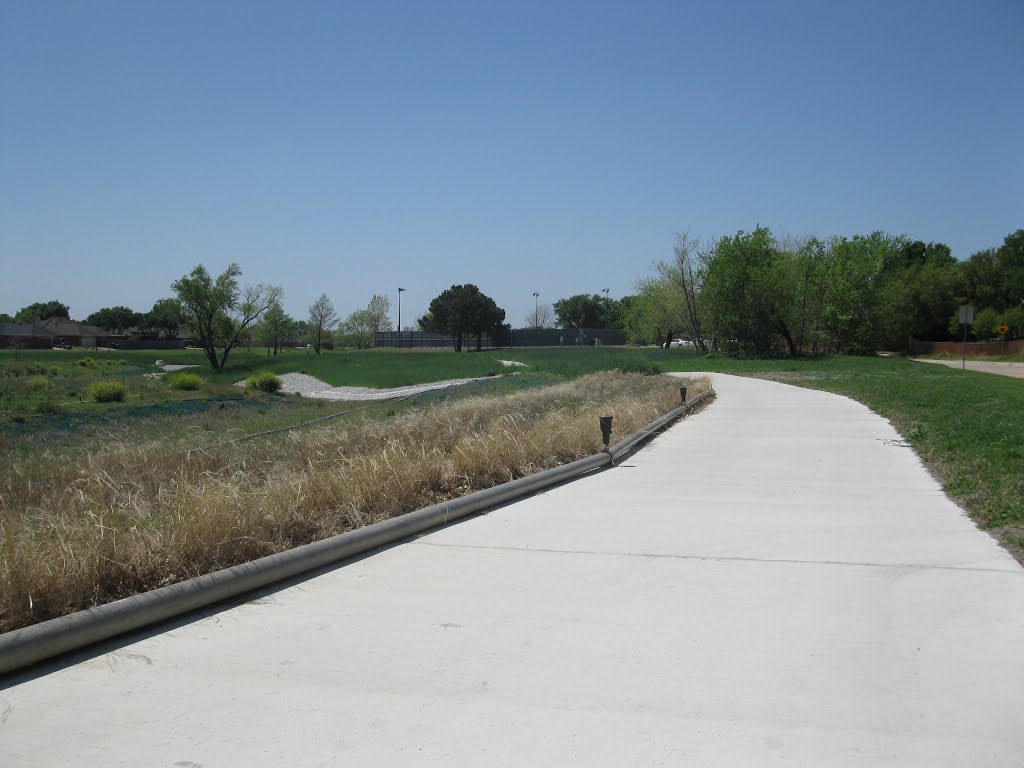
110;338;188;350
374;328;628;349
374;331;499;349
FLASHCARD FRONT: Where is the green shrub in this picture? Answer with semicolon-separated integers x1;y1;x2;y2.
85;380;126;403
166;372;204;391
614;356;663;375
76;357;97;368
34;399;61;415
27;375;51;392
245;371;283;393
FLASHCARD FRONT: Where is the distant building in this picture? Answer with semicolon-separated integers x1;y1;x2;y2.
0;323;55;348
38;318;108;348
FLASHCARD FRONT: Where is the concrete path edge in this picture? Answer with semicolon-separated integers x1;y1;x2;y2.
0;390;711;676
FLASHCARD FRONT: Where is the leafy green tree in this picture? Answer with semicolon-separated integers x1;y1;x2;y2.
337;309;375;348
552;294;607;329
366;294;392;334
818;233;905;354
997;228;1024;307
14;300;70;324
85;306;140;334
172;263;283;370
424;284;506;352
0;313;15;324
625;277;687;347
960;248;1003;310
701;227;805;356
258;301;294;355
147;298;186;339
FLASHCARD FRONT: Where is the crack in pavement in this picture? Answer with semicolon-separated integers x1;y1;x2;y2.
419;541;1022;575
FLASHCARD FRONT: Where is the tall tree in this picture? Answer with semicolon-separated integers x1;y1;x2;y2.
85;306;140;334
625;277;687;347
148;298;186;339
819;232;903;354
552;294;606;329
14;300;70;324
337;309;375;349
702;227;803;356
652;232;713;354
258;301;293;355
424;284;506;352
365;294;392;334
172;263;282;370
524;302;554;329
307;293;339;354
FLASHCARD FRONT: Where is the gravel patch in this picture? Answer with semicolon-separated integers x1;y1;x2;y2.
498;359;527;368
236;372;505;401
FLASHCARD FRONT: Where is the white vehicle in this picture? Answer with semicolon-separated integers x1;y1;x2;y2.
668;338;691;347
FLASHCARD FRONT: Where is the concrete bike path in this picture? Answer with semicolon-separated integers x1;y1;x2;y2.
3;374;1023;766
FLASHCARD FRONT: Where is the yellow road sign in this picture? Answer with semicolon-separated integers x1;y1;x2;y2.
997;323;1009;335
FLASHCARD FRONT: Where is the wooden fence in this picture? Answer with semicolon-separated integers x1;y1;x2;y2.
908;338;1024;356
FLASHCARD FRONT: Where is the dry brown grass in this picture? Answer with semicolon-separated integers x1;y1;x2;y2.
0;372;708;633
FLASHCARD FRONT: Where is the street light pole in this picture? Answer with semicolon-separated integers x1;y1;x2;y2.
397;287;406;348
602;288;610;329
532;292;540;328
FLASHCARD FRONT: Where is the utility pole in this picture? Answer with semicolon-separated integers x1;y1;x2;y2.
397;287;406;348
532;292;540;328
602;288;610;329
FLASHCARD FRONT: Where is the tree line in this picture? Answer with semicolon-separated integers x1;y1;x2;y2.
626;227;1023;355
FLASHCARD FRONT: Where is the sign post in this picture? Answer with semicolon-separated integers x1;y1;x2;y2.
959;305;975;369
997;322;1009;355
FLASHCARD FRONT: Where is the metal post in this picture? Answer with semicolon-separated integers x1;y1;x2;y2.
599;415;613;451
397;287;406;348
680;386;687;404
963;320;967;370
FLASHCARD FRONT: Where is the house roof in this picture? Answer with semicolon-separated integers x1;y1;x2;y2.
39;318;106;337
0;323;53;337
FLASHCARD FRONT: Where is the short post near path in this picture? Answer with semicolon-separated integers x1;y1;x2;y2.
600;415;613;452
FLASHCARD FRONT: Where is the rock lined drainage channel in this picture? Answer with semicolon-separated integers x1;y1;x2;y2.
0;388;712;676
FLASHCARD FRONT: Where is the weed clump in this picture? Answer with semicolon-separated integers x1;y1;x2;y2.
246;371;283;393
27;375;51;392
167;372;204;391
85;380;126;402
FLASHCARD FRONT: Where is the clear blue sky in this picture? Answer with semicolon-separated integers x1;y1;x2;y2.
1;0;1021;326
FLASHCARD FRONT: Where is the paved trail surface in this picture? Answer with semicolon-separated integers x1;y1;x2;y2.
913;358;1024;379
3;374;1023;766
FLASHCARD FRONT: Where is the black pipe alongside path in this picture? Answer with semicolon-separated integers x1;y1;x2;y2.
0;390;711;676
